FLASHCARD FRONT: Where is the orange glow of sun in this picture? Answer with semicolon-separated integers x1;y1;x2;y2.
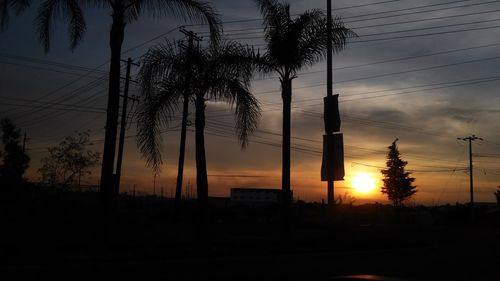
351;173;377;193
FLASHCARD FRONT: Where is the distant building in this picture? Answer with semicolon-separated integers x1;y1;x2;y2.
230;187;292;205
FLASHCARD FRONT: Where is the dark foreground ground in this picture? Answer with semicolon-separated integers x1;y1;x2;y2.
1;185;499;281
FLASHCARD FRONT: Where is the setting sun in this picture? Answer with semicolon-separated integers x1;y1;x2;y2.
351;173;377;193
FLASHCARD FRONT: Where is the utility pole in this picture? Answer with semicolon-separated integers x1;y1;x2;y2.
457;134;483;206
115;57;139;196
321;0;345;205
174;28;201;216
326;0;332;102
326;0;334;205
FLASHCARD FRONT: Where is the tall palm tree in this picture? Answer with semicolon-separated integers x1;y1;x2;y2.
137;39;260;239
32;0;221;212
254;0;356;241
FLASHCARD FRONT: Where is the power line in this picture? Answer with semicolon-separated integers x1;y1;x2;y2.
226;17;500;41
204;119;465;166
0;101;104;114
359;18;500;37
351;23;500;44
249;63;500;101
13;76;108;122
332;0;408;11
0;53;109;74
251;41;500;80
190;0;498;29
0;60;105;78
352;8;500;30
344;0;500;22
197;7;500;36
17;87;107;127
329;54;500;84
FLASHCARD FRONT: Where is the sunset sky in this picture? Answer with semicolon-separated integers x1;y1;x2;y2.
2;0;500;204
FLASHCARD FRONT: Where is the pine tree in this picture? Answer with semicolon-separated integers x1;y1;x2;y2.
381;138;417;207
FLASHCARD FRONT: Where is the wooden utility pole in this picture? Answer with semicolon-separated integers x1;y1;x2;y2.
174;28;201;216
457;135;482;206
115;57;139;195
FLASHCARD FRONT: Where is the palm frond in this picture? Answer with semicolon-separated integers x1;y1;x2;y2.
291;9;327;71
225;79;261;148
138;39;183;98
256;0;356;77
255;0;290;33
200;41;260;147
0;0;9;29
330;16;357;53
129;0;221;43
136;82;183;172
252;52;281;77
0;0;31;30
209;40;254;83
65;0;86;49
293;15;356;70
35;0;86;52
11;0;30;12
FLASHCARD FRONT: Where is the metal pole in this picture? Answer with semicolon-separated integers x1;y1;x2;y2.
327;0;332;98
326;0;334;205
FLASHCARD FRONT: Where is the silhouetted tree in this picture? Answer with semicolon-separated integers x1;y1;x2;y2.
253;0;356;240
381;139;417;207
38;131;99;188
495;186;500;205
31;0;221;210
0;118;30;188
336;192;356;206
137;39;260;240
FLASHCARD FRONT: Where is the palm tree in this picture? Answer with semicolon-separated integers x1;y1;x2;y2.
254;0;356;241
31;0;221;212
137;39;260;239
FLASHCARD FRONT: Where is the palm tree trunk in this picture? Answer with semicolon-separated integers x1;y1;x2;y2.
195;94;209;245
174;94;189;219
99;8;125;215
281;77;292;242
